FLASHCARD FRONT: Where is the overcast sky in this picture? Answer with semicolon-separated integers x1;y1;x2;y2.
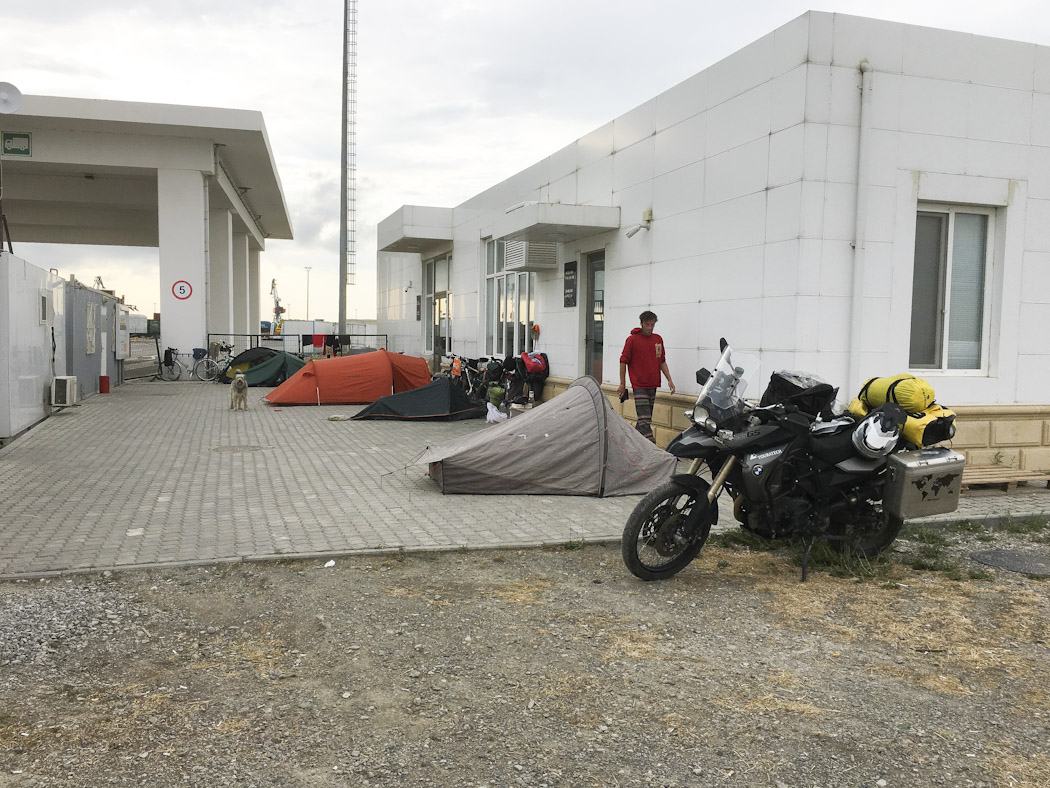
4;0;1048;323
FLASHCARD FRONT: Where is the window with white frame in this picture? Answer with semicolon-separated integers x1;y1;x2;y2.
909;205;993;371
485;240;536;357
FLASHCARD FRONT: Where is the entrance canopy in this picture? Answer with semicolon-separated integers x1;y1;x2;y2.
1;95;292;247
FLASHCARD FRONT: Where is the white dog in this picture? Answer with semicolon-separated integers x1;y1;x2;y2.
229;372;249;411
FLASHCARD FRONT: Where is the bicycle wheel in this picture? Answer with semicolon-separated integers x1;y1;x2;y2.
196;358;220;381
159;359;183;381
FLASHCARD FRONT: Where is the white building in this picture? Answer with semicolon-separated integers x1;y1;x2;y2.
376;11;1050;470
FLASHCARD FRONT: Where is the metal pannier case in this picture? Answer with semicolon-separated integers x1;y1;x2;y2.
883;447;966;520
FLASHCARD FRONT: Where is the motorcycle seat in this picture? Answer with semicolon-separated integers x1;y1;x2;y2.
808;417;858;464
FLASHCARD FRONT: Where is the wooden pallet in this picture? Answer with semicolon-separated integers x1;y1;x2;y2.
961;467;1050;492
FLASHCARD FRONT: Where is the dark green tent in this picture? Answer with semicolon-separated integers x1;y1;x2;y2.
221;347;278;382
351;377;485;421
234;351;307;387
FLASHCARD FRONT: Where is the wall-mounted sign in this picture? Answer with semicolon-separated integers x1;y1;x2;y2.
116;306;131;360
1;131;31;157
563;261;578;308
172;280;193;300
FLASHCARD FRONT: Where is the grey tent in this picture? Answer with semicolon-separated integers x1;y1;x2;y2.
415;376;677;496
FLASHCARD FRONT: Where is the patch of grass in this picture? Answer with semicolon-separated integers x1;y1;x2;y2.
1002;516;1049;535
708;529;772;551
899;524;951;546
968;569;995;581
907;544;964;576
943;520;990;534
562;540;585;551
976;533;995;543
797;542;895;582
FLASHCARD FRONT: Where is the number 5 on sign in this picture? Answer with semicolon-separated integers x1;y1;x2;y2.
172;280;193;300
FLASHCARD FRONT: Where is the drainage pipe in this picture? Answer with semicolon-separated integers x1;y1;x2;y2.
848;60;874;389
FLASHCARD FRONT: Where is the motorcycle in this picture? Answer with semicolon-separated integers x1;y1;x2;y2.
621;339;960;582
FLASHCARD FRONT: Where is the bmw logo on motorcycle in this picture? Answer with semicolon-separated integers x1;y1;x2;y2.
752;465;764;477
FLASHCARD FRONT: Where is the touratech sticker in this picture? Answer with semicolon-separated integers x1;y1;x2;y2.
750;448;784;461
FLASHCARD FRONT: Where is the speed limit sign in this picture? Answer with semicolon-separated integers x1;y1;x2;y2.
172;280;193;300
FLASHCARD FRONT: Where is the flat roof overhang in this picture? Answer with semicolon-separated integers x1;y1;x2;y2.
377;205;453;256
1;95;293;247
491;203;620;243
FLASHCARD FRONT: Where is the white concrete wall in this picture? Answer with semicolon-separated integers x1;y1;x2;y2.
208;207;234;335
377;251;427;354
158;169;209;354
0;253;64;438
377;10;1050;406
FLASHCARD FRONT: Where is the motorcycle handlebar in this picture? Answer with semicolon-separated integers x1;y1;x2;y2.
749;403;803;425
750;407;777;424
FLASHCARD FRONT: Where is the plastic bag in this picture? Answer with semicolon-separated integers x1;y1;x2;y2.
486;402;508;423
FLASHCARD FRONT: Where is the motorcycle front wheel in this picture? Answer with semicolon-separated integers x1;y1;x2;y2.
827;502;904;559
622;480;714;581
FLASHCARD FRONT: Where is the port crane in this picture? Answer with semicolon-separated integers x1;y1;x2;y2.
270;279;286;334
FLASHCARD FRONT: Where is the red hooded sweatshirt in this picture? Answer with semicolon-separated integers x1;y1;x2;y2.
619;327;665;389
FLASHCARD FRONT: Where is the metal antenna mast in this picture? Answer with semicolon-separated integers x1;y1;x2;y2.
338;0;358;332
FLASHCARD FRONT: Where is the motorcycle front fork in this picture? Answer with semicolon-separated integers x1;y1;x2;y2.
686;456;737;504
691;455;815;582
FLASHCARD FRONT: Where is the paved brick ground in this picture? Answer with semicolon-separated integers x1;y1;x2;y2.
1;379;1047;579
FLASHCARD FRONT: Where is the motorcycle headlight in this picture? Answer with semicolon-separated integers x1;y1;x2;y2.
692;407;717;433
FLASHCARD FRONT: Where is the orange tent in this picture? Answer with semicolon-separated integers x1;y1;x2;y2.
262;350;432;405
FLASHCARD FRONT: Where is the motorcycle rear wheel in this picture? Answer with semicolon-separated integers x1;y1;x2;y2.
622;480;714;581
827;502;903;559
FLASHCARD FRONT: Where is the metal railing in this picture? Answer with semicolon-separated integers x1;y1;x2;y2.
125;335;162;380
205;333;388;357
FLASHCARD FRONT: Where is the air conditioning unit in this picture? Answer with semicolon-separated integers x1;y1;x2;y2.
51;376;78;407
504;240;558;271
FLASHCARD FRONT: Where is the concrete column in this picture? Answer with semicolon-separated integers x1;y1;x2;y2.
208;207;234;336
248;248;261;335
232;232;249;336
158;169;208;353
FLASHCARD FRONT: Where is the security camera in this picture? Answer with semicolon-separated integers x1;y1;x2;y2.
625;224;642;239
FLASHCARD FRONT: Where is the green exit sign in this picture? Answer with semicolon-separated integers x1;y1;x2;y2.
1;131;31;157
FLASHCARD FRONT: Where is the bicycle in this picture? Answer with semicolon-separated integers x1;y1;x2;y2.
442;353;497;403
157;347;183;381
193;342;234;382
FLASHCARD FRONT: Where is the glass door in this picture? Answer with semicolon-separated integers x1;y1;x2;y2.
434;293;449;360
584;252;605;380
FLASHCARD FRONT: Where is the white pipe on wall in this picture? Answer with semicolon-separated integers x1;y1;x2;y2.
848;60;874;390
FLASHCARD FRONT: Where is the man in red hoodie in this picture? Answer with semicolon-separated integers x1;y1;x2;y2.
617;310;675;442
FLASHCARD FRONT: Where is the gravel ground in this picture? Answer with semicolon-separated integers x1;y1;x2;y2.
1;519;1048;788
